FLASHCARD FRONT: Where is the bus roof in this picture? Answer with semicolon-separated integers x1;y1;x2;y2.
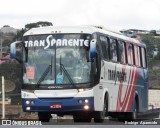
24;25;146;47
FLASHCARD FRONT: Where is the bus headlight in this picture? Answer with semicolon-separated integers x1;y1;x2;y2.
25;100;35;105
79;100;83;104
84;99;89;103
31;101;35;105
25;100;30;105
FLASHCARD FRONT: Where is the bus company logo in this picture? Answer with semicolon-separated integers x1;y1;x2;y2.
24;35;94;49
2;120;11;125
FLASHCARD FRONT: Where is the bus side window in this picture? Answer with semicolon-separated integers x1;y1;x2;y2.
127;43;134;65
141;47;147;68
100;36;109;60
110;38;118;62
118;41;126;64
134;46;141;67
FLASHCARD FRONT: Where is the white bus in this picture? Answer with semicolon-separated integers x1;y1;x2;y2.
10;25;148;122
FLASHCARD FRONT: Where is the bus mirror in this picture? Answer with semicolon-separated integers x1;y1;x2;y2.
10;42;16;58
89;39;96;59
10;41;23;63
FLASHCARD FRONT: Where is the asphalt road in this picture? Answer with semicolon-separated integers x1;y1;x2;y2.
0;115;160;128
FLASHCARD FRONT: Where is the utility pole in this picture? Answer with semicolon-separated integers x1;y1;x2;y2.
2;76;5;119
0;39;2;58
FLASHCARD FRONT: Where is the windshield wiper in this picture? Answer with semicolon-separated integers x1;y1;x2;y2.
60;64;79;91
35;65;52;88
35;57;53;88
59;57;79;91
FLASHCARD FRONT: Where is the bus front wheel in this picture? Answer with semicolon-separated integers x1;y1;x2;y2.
38;112;51;122
94;96;108;122
73;112;92;122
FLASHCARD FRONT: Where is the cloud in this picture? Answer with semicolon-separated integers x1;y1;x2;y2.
0;0;160;30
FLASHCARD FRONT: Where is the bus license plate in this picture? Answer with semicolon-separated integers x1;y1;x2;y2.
50;104;62;109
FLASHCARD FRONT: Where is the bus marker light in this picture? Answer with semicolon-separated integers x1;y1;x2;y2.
78;89;84;92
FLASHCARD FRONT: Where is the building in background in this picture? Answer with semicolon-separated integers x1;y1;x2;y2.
120;29;150;38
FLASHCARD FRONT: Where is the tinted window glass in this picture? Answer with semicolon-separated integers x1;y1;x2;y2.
100;36;109;60
119;41;126;64
134;46;141;67
127;43;134;65
110;38;118;62
141;47;147;68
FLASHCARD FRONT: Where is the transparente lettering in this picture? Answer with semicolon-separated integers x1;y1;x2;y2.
44;35;52;49
39;40;45;47
24;35;91;49
34;40;39;47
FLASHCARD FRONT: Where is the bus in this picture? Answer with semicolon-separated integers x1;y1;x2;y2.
10;25;148;122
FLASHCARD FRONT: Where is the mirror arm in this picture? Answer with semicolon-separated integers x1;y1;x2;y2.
15;58;23;63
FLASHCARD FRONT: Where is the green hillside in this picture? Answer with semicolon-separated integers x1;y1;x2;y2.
140;34;160;89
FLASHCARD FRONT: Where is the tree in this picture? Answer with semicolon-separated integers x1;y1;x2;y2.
13;21;53;40
140;34;155;58
3;25;10;27
3;39;12;47
13;28;25;41
150;30;157;36
25;21;53;30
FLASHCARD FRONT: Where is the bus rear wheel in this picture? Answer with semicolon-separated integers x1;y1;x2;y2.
130;100;138;120
38;112;51;122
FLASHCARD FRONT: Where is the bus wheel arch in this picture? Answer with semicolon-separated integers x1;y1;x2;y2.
94;91;109;122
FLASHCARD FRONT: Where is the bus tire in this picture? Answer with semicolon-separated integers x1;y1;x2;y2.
38;112;51;122
131;99;138;120
73;112;92;122
94;95;108;123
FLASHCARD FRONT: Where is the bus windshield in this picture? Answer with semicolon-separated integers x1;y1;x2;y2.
23;34;93;87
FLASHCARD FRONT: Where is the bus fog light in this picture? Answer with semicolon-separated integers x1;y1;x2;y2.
26;107;31;111
84;105;89;110
25;100;30;105
84;99;89;103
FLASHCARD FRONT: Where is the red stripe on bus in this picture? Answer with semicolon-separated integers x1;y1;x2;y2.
126;68;138;111
116;65;136;112
116;65;126;111
121;67;135;111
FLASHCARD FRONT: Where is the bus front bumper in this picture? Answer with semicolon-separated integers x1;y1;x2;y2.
22;97;94;112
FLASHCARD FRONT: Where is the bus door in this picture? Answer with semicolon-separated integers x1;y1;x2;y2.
141;47;148;110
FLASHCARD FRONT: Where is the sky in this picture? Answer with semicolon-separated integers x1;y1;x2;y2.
0;0;160;30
